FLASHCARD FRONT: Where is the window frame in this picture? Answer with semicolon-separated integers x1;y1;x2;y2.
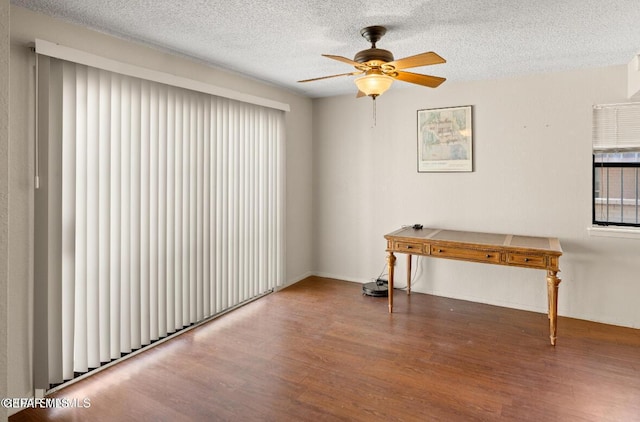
592;154;640;228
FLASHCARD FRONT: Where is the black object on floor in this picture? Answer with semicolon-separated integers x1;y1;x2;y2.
362;279;388;297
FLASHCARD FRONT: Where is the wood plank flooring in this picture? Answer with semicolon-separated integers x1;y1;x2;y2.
10;276;640;421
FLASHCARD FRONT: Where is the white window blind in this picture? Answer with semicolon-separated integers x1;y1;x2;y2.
34;54;285;387
593;102;640;152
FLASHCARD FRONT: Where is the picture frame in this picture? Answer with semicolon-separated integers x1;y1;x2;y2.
417;105;473;172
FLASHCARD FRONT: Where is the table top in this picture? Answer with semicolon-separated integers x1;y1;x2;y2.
385;227;563;255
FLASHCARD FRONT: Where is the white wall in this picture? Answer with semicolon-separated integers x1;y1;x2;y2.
7;5;313;405
313;65;640;329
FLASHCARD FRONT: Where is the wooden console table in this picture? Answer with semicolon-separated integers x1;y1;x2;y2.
385;227;563;345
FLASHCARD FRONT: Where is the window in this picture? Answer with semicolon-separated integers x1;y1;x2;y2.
34;51;285;389
592;104;640;228
593;152;640;226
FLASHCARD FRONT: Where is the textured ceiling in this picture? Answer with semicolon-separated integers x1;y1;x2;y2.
11;0;640;98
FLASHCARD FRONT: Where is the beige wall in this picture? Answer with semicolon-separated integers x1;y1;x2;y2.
8;5;313;404
1;0;9;420
313;65;640;329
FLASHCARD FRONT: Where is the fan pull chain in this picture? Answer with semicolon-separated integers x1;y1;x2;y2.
372;96;377;126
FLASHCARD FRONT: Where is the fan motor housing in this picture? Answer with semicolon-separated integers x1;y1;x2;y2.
354;48;394;65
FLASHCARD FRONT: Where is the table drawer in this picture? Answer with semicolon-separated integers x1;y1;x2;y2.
394;241;424;254
507;253;547;268
430;245;501;263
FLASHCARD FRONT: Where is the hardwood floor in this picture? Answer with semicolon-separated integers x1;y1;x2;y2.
10;276;640;421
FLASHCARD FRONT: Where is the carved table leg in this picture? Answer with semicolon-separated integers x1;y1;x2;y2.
387;252;396;313
546;270;562;346
407;254;412;295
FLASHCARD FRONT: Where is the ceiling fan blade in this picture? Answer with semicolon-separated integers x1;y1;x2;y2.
385;52;446;70
393;71;446;88
298;71;363;83
322;54;365;68
356;90;367;98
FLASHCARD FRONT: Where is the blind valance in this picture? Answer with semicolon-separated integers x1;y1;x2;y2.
35;39;290;112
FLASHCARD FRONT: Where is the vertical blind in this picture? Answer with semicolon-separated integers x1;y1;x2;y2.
35;55;285;387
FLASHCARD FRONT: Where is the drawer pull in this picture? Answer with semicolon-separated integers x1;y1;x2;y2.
438;249;443;253
406;246;412;249
486;254;491;258
507;254;545;268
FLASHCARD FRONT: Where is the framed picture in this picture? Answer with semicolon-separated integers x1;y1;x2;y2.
417;105;473;172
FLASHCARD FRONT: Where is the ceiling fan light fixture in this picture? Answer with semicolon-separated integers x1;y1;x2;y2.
298;26;446;99
354;73;394;98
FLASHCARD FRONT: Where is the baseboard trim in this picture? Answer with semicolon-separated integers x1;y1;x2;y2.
277;271;314;291
311;272;371;284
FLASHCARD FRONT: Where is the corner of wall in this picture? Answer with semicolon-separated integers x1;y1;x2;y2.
1;0;10;419
628;54;640;99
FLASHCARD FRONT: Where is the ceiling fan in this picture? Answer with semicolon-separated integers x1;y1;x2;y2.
298;25;446;99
